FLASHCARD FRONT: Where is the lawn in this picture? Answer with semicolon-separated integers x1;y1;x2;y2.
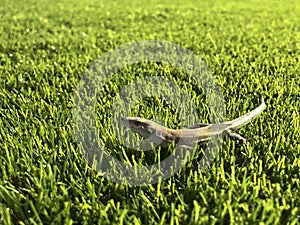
0;0;299;224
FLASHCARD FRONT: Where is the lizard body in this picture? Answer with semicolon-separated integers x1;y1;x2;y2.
121;94;266;148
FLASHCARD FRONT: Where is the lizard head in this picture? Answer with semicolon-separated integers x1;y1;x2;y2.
121;117;157;138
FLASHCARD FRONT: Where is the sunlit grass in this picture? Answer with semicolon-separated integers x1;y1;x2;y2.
0;0;299;224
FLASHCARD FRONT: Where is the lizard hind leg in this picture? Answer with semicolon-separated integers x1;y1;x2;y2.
225;130;247;143
224;129;251;153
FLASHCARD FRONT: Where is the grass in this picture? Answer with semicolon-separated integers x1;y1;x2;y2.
0;0;300;224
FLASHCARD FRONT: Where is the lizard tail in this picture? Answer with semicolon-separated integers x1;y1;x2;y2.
225;93;266;130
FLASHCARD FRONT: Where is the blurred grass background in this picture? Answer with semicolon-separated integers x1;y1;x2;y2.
0;0;299;224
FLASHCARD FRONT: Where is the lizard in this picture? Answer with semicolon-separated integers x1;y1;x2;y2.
121;94;266;148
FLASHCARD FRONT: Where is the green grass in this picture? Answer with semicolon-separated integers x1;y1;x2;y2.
1;0;300;224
